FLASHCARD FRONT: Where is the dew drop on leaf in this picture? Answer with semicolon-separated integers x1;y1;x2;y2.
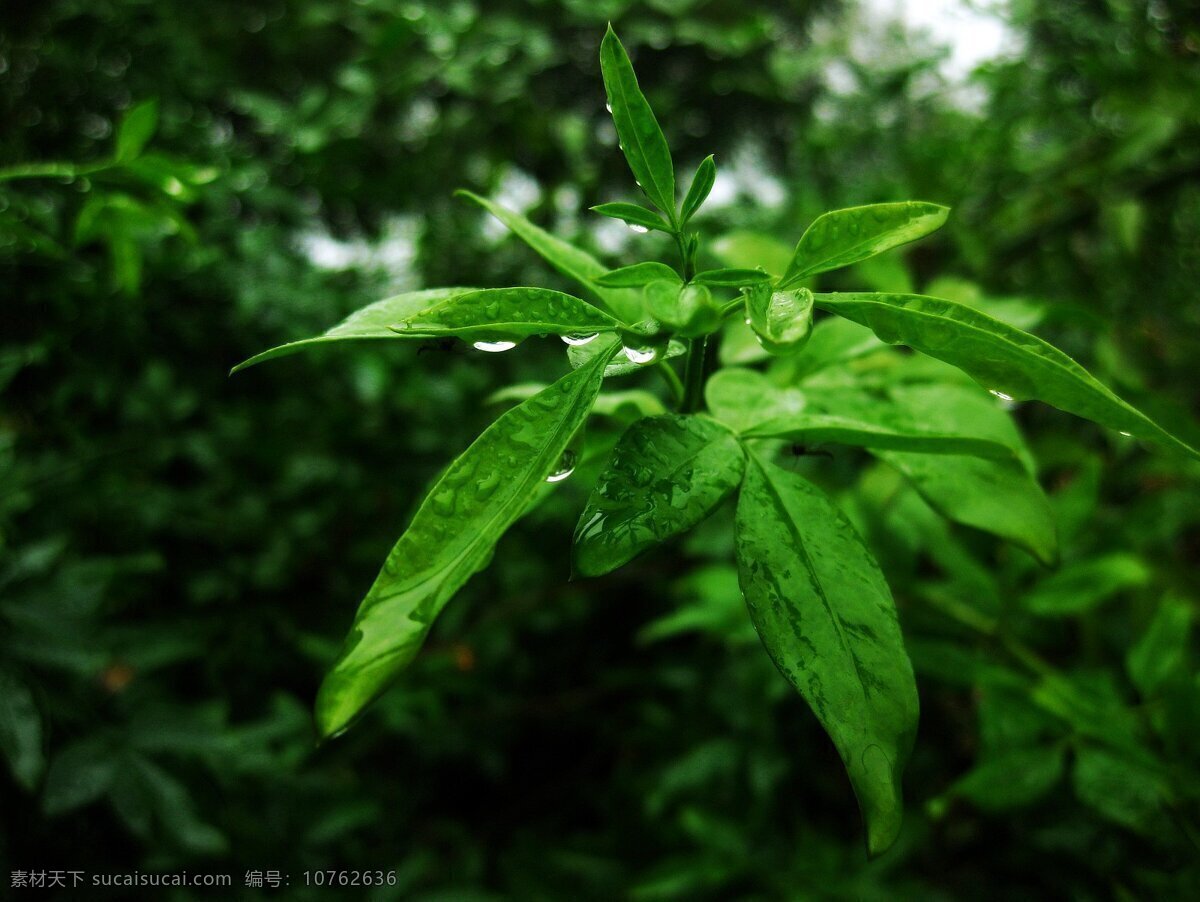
989;389;1015;402
627;223;649;234
561;332;599;347
546;449;578;483
473;340;518;353
623;345;658;365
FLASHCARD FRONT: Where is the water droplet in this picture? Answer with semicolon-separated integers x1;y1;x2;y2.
546;449;577;483
744;317;752;326
989;389;1015;402
1119;430;1132;436
627;223;649;234
623;345;658;365
605;102;613;114
561;332;599;347
473;340;517;353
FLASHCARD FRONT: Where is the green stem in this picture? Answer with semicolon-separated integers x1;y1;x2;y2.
656;360;684;406
681;336;709;412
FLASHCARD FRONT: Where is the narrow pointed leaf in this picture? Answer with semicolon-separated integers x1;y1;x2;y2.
746;284;814;355
691;268;772;288
590;202;673;234
1127;597;1192;697
595;262;681;287
457;190;642;321
746;411;1015;458
1023;553;1150;616
780;203;949;288
600;26;676;220
814;292;1200;460
231;287;476;373
736;456;918;856
115;99;159;162
315;349;615;739
574;415;744;576
681;154;716;222
390;287;624;341
0;670;44;791
879;450;1058;565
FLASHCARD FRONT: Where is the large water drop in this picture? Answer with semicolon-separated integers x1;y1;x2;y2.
546;449;578;483
623;345;658;365
561;332;599;347
473;340;517;353
627;223;649;234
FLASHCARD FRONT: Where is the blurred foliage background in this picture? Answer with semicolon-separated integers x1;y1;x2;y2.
3;0;1199;897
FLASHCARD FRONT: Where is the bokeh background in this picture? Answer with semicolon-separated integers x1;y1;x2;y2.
3;0;1199;897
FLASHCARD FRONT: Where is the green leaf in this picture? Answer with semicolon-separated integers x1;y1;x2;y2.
0;670;44;791
814;292;1200;460
566;332;685;377
315;348;615;738
645;282;720;338
691;268;772;288
231;287;476;373
878;450;1058;565
735;455;919;856
780;203;949;288
574;415;745;576
457;190;642;321
590;202;673;234
705;368;806;434
946;746;1065;812
745;284;814;355
1127;597;1192;696
787;317;884;383
115;99;159;162
712;230;793;276
595;262;681;287
745;410;1016;458
884;382;1033;469
390;287;623;342
600;26;676;221
1023;553;1151;616
680;154;716;223
43;738;120;815
1072;746;1173;836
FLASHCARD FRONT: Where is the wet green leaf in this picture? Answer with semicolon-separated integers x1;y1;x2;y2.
745;284;814;355
230;287;476;373
787;317;885;383
1127;598;1192;696
458;190;641;321
1023;553;1150;616
780;203;949;288
600;26;676;221
574;415;744;576
814;292;1200;459
315;349;615;739
691;268;772;288
595;262;681;287
115;99;159;162
736;455;918;856
0;670;44;791
680;154;716;223
646;282;720;337
879;450;1058;565
390;287;624;341
566;332;685;377
590;202;673;234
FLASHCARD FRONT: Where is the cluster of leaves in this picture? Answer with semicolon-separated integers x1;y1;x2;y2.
236;26;1199;856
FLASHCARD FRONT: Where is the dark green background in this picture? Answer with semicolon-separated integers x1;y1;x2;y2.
3;0;1199;897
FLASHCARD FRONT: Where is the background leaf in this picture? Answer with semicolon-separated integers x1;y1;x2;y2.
391;287;623;340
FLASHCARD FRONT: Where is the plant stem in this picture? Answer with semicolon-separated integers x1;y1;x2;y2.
656;360;684;405
681;336;708;412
